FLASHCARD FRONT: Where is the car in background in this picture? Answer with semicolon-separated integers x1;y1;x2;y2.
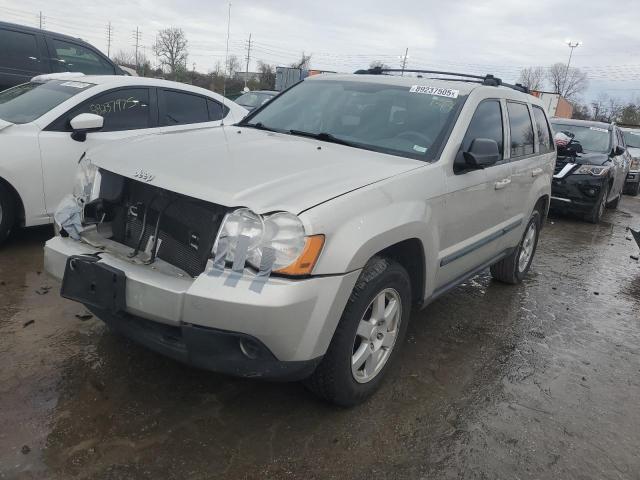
234;90;278;112
0;21;126;91
621;127;640;196
550;118;630;223
0;73;247;243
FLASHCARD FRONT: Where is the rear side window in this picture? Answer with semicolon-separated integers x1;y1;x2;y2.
162;90;209;125
507;102;535;158
460;100;504;159
532;106;553;153
69;88;151;132
0;29;40;71
51;39;115;75
207;98;229;121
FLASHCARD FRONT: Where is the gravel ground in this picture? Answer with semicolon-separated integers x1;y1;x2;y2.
1;197;639;480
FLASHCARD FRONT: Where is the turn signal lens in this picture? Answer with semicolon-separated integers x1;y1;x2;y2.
275;235;325;276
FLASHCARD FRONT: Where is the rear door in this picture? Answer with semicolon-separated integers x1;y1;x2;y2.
158;89;229;133
0;27;47;89
38;86;158;215
438;98;513;287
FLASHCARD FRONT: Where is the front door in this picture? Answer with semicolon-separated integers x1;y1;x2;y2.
38;87;157;215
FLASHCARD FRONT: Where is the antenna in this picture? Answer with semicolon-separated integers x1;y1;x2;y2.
221;1;231;125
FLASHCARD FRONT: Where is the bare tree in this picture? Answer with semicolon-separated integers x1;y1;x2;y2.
153;27;188;79
257;61;276;89
369;60;390;70
518;66;546;91
547;63;588;100
291;52;311;70
226;54;241;77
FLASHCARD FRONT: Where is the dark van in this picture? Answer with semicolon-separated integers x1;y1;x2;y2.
0;21;125;91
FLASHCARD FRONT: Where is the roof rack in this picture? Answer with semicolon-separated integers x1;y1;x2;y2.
353;67;529;94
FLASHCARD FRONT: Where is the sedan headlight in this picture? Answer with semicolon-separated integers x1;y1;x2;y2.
574;165;610;176
214;208;324;276
72;155;100;204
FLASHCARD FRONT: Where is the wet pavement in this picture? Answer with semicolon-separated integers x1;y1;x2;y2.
1;199;640;480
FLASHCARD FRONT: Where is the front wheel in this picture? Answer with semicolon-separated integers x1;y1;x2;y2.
490;210;541;284
305;256;411;406
586;183;609;224
0;184;15;245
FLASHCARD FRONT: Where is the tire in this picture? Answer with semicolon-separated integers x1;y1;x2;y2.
305;256;411;406
586;183;609;224
490;210;541;285
607;191;621;209
0;184;15;245
625;181;640;196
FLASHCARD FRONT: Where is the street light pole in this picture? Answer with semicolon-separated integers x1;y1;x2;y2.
562;39;582;96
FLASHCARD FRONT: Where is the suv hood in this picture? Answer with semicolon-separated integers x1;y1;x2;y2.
558;152;610;166
90;126;424;214
628;146;640;160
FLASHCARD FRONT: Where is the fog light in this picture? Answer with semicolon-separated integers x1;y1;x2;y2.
588;188;596;196
239;338;261;359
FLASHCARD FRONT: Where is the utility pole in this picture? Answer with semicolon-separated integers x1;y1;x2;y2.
133;27;142;72
106;22;113;57
38;11;44;29
400;48;409;76
244;33;252;90
562;39;582;96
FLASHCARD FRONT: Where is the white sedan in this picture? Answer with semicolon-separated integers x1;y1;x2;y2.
0;73;247;243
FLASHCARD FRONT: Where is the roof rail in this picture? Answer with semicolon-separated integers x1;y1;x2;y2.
354;67;529;94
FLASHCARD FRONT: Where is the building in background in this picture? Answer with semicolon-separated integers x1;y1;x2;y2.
531;91;573;118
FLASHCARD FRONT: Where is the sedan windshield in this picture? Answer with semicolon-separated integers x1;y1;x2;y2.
242;80;462;160
623;130;640;149
551;123;610;153
0;80;94;124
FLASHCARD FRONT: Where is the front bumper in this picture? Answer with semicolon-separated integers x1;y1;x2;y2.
45;235;360;370
625;170;640;185
551;175;606;212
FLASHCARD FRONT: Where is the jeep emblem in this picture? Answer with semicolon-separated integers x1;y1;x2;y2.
134;169;155;182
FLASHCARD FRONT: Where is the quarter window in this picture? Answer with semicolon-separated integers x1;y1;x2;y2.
532;106;553;153
207;98;229;121
51;39;115;75
70;88;151;132
0;29;40;71
461;100;504;158
507;102;535;157
162;90;209;125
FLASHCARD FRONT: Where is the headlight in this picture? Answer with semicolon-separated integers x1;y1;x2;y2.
631;158;640;170
574;165;610;176
72;155;100;204
214;208;324;276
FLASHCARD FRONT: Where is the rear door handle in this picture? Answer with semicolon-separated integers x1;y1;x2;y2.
532;168;543;177
494;178;511;190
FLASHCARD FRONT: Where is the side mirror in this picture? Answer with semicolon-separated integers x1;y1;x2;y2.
70;113;104;142
613;145;625;156
462;138;500;169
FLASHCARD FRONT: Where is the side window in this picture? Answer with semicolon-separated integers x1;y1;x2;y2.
162;90;209;125
70;88;150;132
461;100;504;158
532;106;553;153
207;98;229;121
0;29;40;71
507;102;535;158
51;39;115;75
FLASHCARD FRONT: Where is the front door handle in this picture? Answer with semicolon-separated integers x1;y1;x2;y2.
494;178;511;190
531;168;543;177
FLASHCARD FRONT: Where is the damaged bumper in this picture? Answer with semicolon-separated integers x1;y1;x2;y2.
551;175;607;212
44;235;360;378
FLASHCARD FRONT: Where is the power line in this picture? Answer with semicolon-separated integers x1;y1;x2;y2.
132;26;141;69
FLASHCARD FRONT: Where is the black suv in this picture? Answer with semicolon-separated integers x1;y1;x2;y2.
0;21;124;91
550;118;630;223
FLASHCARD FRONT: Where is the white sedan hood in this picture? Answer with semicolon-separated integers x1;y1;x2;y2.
89;126;424;214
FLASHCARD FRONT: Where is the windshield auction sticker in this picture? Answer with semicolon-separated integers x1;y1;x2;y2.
589;127;608;133
409;85;459;98
60;81;91;89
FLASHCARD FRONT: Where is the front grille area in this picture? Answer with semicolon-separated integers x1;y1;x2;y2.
102;175;227;277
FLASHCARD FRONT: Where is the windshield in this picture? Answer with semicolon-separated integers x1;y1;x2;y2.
242;80;462;160
0;80;94;124
236;92;274;108
551;123;611;153
623;130;640;149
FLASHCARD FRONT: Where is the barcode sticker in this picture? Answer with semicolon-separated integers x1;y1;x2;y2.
410;85;459;98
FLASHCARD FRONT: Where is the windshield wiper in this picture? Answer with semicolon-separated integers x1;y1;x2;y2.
288;129;354;147
241;122;278;132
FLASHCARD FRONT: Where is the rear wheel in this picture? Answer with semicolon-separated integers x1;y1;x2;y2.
305;256;411;406
0;184;15;245
490;210;541;284
586;183;609;224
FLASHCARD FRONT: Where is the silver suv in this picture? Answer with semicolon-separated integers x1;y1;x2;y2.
45;70;555;405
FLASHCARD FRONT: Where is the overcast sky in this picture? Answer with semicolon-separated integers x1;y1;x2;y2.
2;0;639;102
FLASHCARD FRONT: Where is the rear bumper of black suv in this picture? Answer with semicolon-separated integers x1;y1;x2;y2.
551;175;607;212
